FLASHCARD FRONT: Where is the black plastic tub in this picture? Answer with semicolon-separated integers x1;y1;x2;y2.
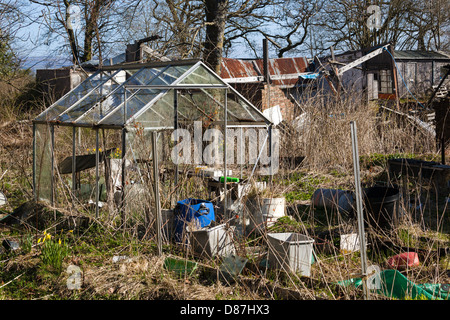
363;186;400;230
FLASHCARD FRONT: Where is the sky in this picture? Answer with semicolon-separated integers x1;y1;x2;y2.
14;2;281;73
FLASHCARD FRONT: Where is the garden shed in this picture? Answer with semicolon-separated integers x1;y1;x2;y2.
32;59;275;238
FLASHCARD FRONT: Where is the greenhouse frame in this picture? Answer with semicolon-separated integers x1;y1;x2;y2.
32;59;275;225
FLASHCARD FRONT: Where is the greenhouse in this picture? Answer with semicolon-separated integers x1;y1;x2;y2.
32;59;275;240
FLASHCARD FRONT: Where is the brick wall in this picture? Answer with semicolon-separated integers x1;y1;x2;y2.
36;68;83;102
261;84;295;121
230;83;297;121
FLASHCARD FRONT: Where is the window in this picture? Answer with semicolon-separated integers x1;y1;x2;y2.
379;69;393;94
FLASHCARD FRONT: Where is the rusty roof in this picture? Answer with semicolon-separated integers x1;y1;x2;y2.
220;57;309;86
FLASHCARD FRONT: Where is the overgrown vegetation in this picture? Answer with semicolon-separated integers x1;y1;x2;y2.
0;75;449;301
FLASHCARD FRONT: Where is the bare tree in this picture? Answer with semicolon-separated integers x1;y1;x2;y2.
29;0;138;65
0;0;29;82
401;0;450;51
311;0;449;53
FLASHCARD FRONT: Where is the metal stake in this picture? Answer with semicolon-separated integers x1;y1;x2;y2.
350;121;369;300
152;131;162;256
72;126;76;206
50;124;55;206
174;89;179;194
95;128;100;218
32;123;36;201
223;88;228;218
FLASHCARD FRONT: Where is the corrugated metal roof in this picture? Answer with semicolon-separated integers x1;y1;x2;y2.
221;57;309;86
394;50;450;60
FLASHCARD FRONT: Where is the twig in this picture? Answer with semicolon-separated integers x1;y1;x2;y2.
0;272;25;289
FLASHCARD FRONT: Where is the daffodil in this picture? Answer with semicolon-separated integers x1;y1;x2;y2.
38;238;41;244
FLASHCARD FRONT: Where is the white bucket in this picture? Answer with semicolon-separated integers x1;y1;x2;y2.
262;198;286;225
248;197;285;234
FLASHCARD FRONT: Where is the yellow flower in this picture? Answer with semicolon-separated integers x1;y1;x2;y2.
68;230;73;233
45;233;51;240
58;239;61;245
38;238;41;244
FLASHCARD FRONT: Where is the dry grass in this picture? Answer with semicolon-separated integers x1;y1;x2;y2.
0;78;448;300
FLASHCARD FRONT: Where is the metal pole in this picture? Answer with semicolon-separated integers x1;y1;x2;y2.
223;88;228;218
95;128;100;218
121;128;126;222
240;128;243;180
72;127;76;204
350;121;369;300
269;125;273;183
32;123;36;201
174;89;179;192
152;131;162;256
50;124;55;206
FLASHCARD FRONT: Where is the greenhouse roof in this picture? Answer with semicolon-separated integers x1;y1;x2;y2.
34;60;272;130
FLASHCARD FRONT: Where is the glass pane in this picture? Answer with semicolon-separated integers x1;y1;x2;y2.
179;64;223;85
76;67;167;125
132;90;174;129
99;89;163;126
226;90;267;122
160;65;192;84
56;78;120;122
95;65;190;126
34;124;52;202
177;89;224;123
35;71;104;122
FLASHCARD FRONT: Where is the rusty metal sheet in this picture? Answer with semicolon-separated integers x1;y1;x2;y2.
221;57;309;86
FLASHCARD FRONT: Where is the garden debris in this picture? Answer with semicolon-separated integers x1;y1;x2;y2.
387;252;420;270
339;233;362;254
2;239;20;251
219;255;248;283
0;191;6;206
163;256;199;278
338;269;450;300
0;200;61;228
112;255;132;263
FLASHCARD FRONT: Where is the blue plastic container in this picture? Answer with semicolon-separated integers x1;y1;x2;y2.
174;198;215;243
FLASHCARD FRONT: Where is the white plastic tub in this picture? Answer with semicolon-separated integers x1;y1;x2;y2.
267;232;314;276
248;197;286;234
190;224;235;258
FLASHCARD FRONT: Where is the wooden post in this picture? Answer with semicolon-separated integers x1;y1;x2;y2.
389;44;400;110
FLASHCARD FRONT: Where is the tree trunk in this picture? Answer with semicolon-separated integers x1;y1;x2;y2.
63;0;80;64
203;0;228;75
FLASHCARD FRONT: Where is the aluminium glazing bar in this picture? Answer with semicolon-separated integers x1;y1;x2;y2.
97;65;172;125
124;84;228;90
35;71;101;120
73;67;147;123
123;62;201;125
55;69;123;121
